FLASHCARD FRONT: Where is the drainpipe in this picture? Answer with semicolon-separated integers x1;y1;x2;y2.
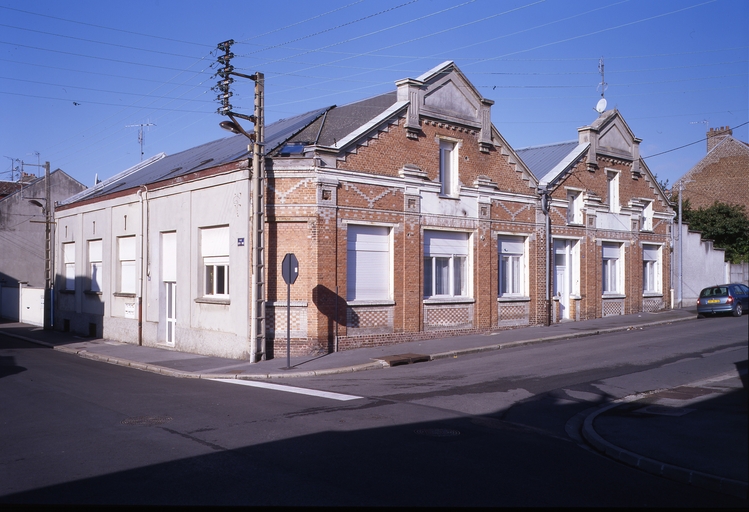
539;185;552;326
137;185;148;345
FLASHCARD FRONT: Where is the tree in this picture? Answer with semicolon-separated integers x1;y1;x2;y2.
682;201;749;263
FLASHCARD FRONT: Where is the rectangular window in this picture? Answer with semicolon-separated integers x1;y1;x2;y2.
641;201;653;231
118;236;136;294
607;170;620;213
642;244;661;293
424;231;469;298
63;242;75;291
439;139;459;197
567;190;583;224
347;225;391;301
498;237;525;297
602;242;622;294
88;240;102;292
201;226;229;297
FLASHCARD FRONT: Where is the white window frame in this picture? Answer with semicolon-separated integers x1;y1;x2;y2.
439;138;460;197
607;170;620;213
118;236;136;295
63;242;75;291
201;226;230;298
566;189;583;225
602;242;624;295
642;244;661;294
498;236;527;297
347;224;392;302
641;201;653;231
424;230;470;299
88;239;102;292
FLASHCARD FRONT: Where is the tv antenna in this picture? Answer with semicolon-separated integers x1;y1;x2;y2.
690;119;709;130
126;122;156;161
595;56;608;114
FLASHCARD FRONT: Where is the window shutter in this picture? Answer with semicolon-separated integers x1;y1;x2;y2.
347;225;389;300
201;226;229;257
642;245;658;261
88;240;102;262
602;243;620;259
498;237;523;255
424;231;468;256
119;236;136;261
162;232;177;282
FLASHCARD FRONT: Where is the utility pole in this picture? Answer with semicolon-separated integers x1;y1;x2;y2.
26;161;53;329
213;39;266;361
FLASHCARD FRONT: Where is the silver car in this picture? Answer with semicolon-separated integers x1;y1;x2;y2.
696;284;749;317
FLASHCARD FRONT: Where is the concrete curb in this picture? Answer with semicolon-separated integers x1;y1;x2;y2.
582;391;748;499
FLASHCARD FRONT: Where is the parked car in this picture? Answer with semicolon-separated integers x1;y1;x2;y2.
696;283;749;317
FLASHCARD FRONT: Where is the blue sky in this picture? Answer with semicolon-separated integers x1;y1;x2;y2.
1;0;747;191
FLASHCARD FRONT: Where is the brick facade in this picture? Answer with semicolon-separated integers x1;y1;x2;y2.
675;127;749;211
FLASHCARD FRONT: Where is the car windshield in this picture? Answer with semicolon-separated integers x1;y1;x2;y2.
700;287;728;297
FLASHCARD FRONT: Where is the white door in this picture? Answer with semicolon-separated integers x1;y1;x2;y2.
554;240;572;320
161;232;177;345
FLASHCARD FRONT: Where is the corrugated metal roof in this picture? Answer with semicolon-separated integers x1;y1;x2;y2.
60;107;331;206
516;141;579;181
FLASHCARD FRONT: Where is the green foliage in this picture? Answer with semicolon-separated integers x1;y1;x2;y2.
683;201;749;263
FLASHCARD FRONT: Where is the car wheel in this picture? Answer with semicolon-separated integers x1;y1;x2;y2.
733;303;743;317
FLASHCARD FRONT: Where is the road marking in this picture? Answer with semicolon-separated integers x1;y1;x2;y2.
208;378;363;401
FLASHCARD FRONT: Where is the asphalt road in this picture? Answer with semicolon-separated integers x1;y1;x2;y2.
1;316;746;506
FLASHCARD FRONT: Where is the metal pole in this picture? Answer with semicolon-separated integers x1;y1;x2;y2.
44;162;51;329
286;275;291;370
677;183;683;309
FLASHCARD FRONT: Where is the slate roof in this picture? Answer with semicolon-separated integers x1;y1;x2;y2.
278;91;398;150
516;141;579;181
60;106;332;206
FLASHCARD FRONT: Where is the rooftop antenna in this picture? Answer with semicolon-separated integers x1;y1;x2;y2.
126;121;156;161
595;56;608;114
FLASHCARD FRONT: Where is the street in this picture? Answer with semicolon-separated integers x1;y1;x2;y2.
1;316;747;506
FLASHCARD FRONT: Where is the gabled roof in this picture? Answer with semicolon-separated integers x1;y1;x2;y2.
516;141;580;183
60;106;331;206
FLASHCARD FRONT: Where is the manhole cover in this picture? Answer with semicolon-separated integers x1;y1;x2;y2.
414;428;461;437
636;405;695;417
122;416;173;426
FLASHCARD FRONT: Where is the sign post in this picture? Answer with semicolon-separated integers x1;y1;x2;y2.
281;253;299;369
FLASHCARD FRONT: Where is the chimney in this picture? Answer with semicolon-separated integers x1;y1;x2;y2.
706;126;732;152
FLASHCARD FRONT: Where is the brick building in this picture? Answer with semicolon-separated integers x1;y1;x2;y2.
517;109;674;321
53;63;674;361
674;126;749;211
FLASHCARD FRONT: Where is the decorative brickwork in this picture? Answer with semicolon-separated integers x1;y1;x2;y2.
423;303;474;330
642;297;663;312
497;301;530;327
346;305;394;335
602;298;625;317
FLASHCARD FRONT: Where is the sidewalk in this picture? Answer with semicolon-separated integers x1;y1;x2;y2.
0;307;695;379
1;307;747;498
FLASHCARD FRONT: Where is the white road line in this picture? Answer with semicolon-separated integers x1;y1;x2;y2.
209;378;363;401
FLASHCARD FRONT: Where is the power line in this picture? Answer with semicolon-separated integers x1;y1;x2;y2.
643;121;749;159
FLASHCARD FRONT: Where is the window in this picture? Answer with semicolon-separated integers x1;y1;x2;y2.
607;170;620;213
424;231;469;298
88;240;102;292
201;226;229;297
347;225;391;301
642;244;661;294
641;201;653;231
439;139;459;197
498;237;525;297
63;242;75;291
602;242;623;294
567;190;583;224
118;236;136;294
